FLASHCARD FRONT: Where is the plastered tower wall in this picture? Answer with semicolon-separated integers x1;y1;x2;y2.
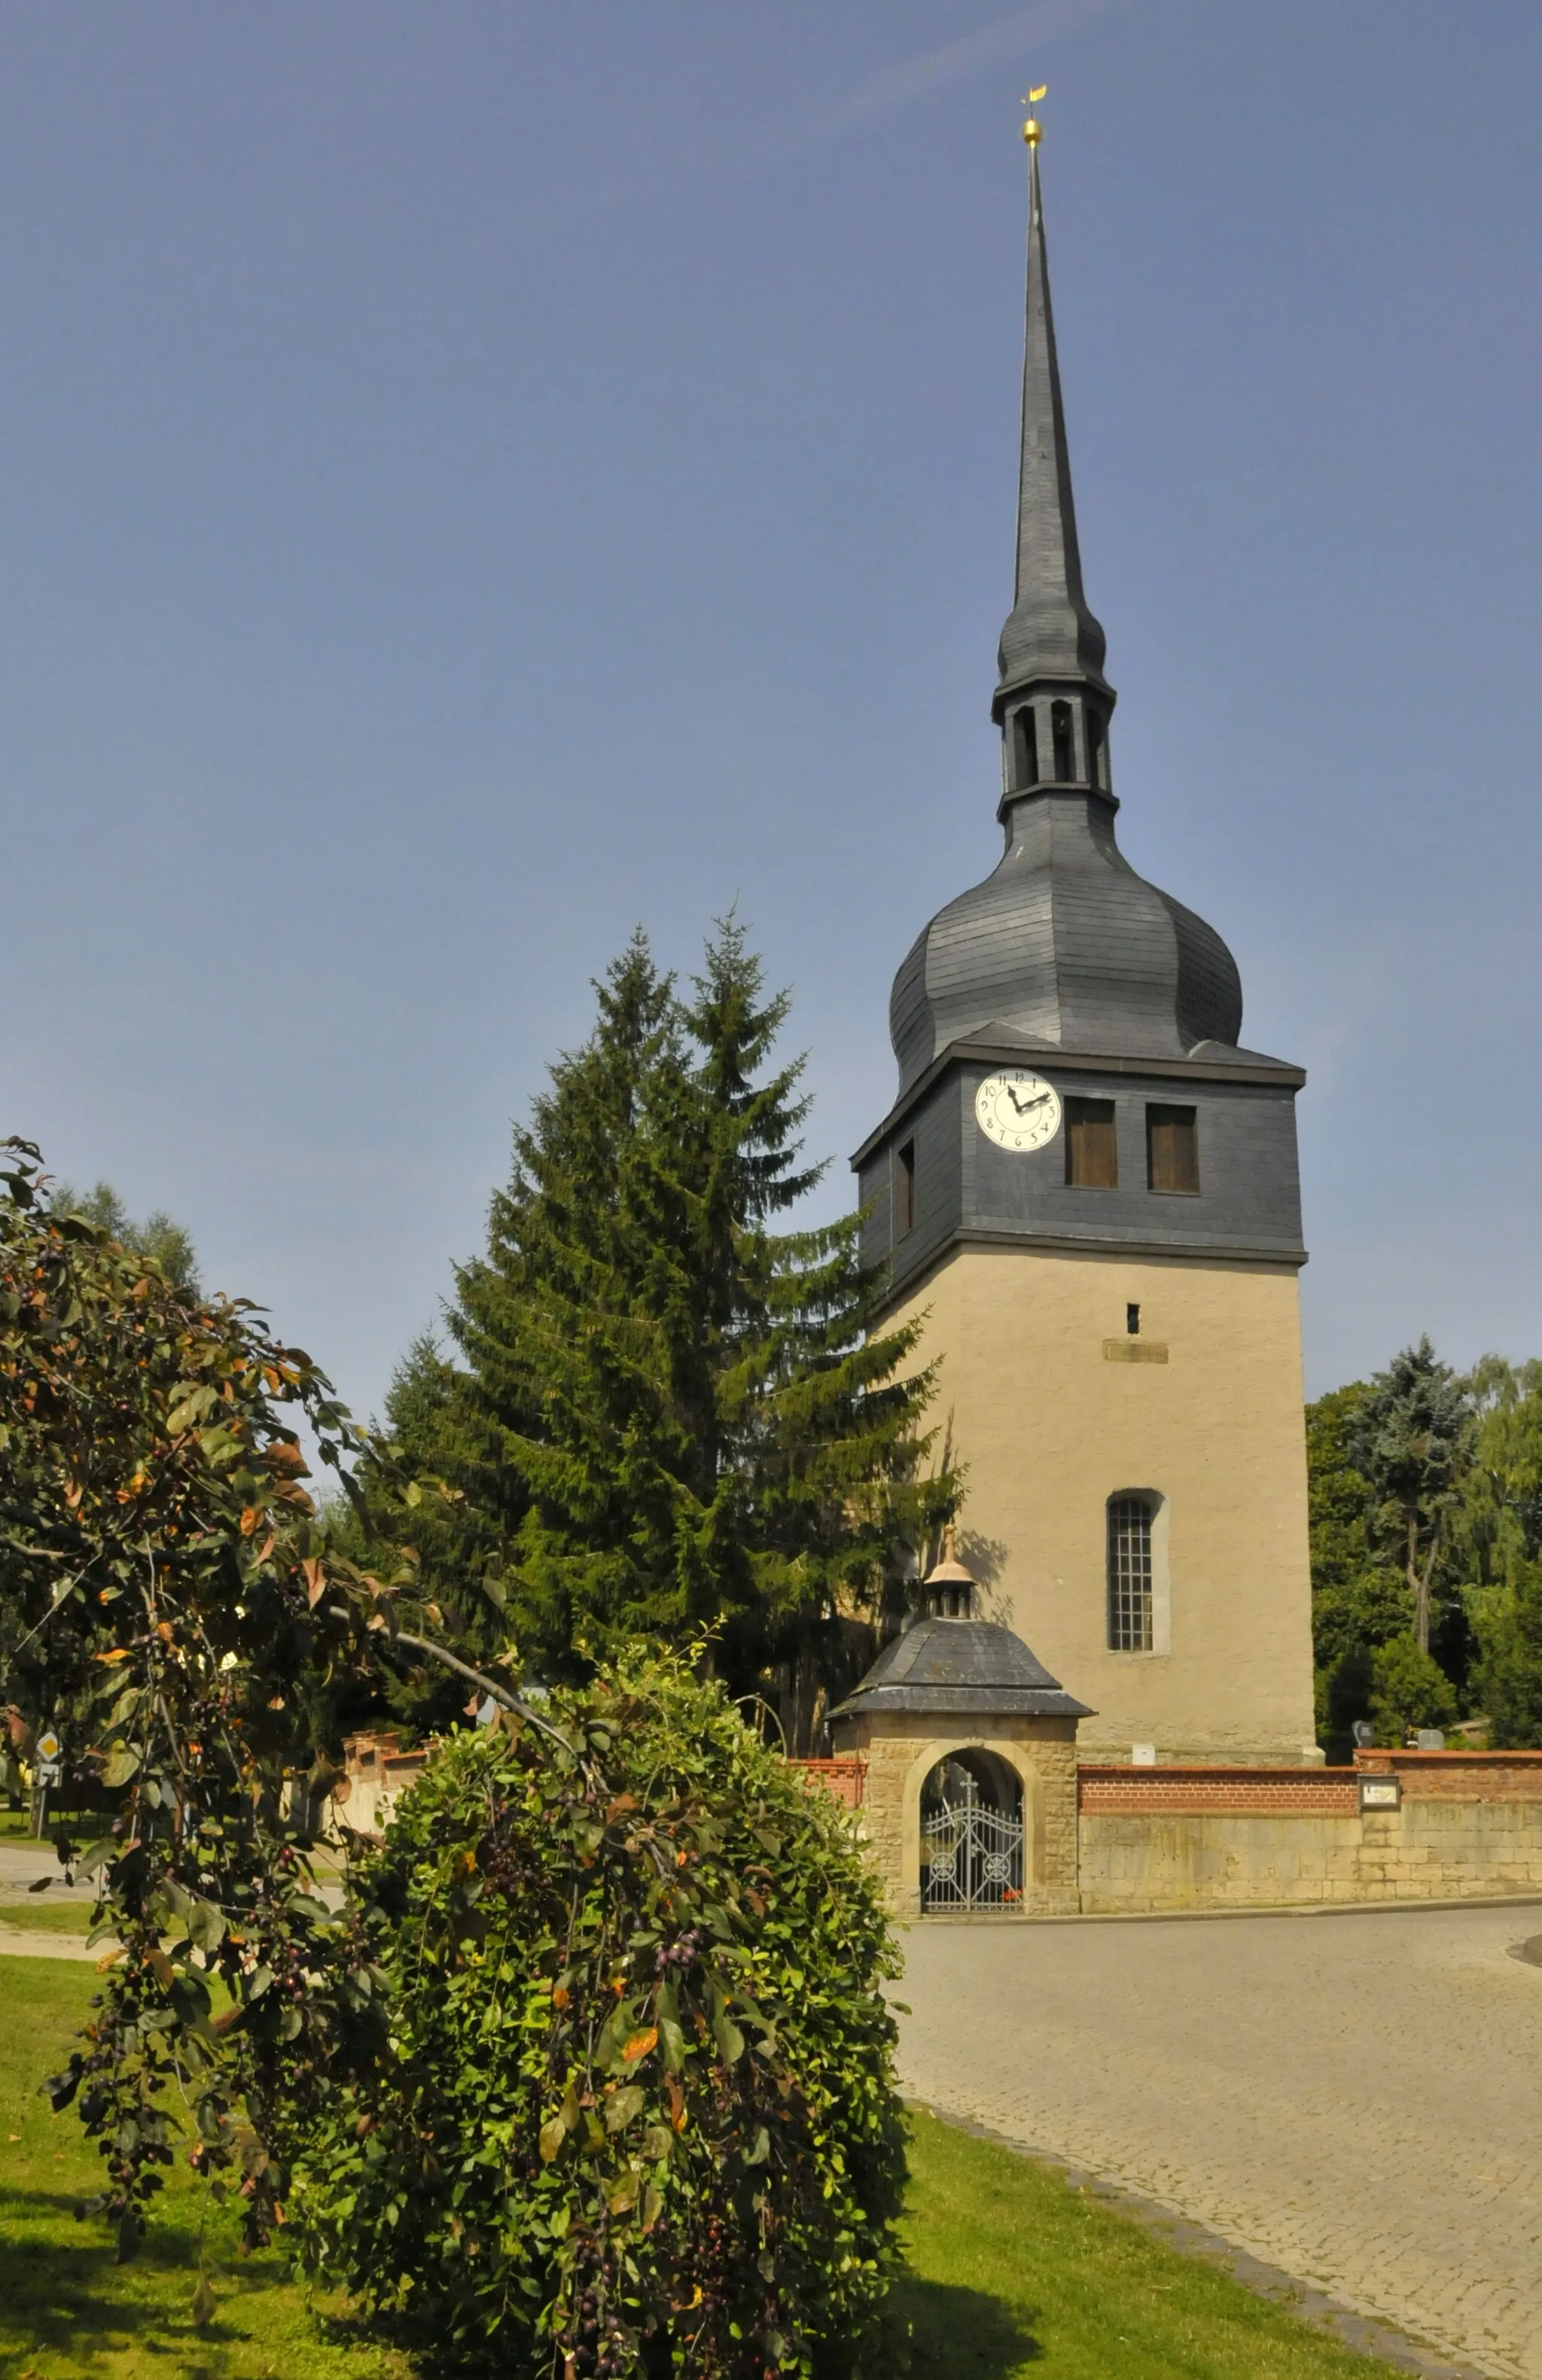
885;1246;1318;1764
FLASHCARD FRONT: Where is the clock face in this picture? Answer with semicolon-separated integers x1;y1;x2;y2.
974;1070;1062;1153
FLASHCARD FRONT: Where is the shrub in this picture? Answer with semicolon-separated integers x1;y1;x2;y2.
1368;1634;1457;1742
291;1653;906;2378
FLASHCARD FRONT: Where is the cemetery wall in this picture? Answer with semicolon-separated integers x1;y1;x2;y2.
334;1736;1542;1919
1075;1751;1542;1912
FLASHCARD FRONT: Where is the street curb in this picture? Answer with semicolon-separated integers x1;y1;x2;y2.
902;1890;1542;1930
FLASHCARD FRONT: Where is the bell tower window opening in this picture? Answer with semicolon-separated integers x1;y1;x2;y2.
1107;1494;1155;1652
1013;706;1039;788
1050;699;1075;781
1147;1104;1199;1195
1086;705;1108;789
1065;1097;1117;1188
894;1139;916;1238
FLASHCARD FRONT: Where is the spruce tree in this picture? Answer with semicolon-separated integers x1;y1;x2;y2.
370;924;955;1745
1350;1338;1473;1655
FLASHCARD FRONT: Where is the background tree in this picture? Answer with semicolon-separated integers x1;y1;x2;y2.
1454;1357;1542;1745
1348;1338;1473;1657
1306;1383;1404;1748
0;1137;425;2248
1307;1353;1479;1750
47;1177;200;1295
365;924;956;1750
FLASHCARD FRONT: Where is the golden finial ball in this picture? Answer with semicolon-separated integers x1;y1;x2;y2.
1022;116;1041;146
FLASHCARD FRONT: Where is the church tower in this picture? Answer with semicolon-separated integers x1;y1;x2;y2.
853;118;1318;1766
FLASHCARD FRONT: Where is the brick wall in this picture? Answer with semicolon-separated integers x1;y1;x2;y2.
791;1758;866;1810
1357;1750;1542;1800
1079;1765;1359;1815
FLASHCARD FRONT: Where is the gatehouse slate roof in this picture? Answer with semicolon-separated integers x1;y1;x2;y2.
886;138;1291;1102
830;1615;1093;1723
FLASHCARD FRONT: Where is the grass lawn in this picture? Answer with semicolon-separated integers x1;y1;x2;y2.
0;1958;412;2380
0;1809;96;1843
0;1898;96;1936
893;2111;1417;2378
2;1956;1419;2379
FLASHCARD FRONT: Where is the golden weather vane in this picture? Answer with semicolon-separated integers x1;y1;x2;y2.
1022;83;1047;146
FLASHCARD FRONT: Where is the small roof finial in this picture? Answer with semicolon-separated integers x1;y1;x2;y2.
1022;82;1047;148
924;1523;974;1587
924;1521;977;1618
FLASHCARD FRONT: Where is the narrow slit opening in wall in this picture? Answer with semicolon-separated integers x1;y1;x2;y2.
1013;707;1038;787
1086;705;1107;788
1051;699;1074;781
1126;1302;1140;1336
895;1139;916;1237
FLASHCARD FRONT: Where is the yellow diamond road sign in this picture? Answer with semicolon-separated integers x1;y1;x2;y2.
36;1731;60;1763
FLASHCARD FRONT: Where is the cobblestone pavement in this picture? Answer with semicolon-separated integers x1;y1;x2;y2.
895;1904;1542;2380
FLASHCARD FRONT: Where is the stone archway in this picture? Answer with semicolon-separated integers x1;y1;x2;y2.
899;1734;1050;1916
919;1749;1025;1912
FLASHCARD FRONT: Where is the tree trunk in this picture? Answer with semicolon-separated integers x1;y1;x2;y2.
1417;1517;1445;1662
1409;1513;1429;1653
778;1648;825;1758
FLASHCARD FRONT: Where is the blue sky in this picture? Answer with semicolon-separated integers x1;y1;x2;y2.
2;1;1538;1413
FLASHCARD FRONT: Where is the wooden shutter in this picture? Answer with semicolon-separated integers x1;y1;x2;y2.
1147;1105;1199;1195
1065;1098;1118;1188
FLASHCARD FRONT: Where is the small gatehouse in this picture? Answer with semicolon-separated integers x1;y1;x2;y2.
830;1532;1090;1917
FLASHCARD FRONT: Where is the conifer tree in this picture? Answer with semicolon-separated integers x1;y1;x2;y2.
372;924;955;1745
1350;1338;1473;1655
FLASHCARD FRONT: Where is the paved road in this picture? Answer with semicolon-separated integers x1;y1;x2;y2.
896;1904;1542;2380
0;1839;99;1891
0;1840;108;1958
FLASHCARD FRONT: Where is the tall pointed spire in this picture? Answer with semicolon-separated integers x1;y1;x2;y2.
994;132;1111;718
883;105;1248;1094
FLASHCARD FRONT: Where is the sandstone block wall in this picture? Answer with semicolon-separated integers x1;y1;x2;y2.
1078;1751;1542;1912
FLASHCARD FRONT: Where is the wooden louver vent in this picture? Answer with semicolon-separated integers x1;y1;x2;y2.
1065;1097;1117;1188
1147;1105;1199;1195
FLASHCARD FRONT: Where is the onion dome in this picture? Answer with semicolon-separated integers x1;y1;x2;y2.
890;797;1245;1094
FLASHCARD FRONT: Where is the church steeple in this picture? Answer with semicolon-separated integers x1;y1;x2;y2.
993;126;1115;812
850;108;1315;1790
884;111;1249;1095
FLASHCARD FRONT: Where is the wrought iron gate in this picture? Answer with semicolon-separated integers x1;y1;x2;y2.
921;1797;1025;1912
